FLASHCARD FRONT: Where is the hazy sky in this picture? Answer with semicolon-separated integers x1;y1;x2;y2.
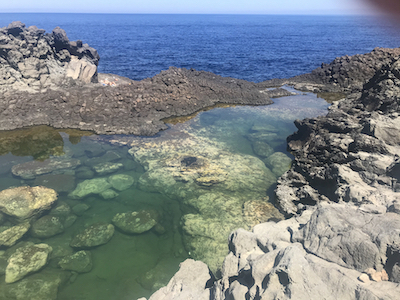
2;0;373;15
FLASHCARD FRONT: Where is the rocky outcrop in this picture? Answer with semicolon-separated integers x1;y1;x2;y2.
0;22;279;135
275;58;400;217
0;21;99;93
259;47;400;94
142;204;400;300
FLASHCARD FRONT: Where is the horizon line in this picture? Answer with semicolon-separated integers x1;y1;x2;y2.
0;12;378;17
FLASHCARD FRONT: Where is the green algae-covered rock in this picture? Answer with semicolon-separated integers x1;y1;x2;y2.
264;151;292;177
108;174;134;191
70;223;114;248
31;215;64;238
58;250;92;273
112;210;157;234
6;243;52;283
92;162;123;175
68;178;111;199
100;189;119;200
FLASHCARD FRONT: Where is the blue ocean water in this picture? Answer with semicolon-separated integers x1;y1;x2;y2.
0;13;400;82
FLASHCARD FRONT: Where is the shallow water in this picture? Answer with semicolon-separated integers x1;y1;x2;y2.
0;89;329;299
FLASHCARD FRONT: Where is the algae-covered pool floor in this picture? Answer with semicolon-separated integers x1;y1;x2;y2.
0;88;330;300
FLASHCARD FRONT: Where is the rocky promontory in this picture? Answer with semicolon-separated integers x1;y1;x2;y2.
0;22;293;136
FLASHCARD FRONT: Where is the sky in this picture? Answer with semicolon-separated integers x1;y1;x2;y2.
1;0;374;15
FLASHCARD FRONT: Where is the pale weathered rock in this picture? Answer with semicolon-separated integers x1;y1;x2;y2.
0;186;58;222
148;259;212;300
6;243;52;283
70;223;114;248
0;223;30;247
358;273;370;283
58;250;92;273
293;203;400;272
108;174;134;191
68;177;111;199
11;158;80;179
31;215;64;238
112;210;157;234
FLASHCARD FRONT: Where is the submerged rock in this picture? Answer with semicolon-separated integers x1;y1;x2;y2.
6;243;52;283
112;210;158;234
2;269;69;300
11;158;80;180
31;215;64;238
92;162;123;175
0;223;30;247
58;250;92;273
0;186;57;222
108;174;134;191
68;177;111;199
70;223;114;248
263;151;292;177
33;174;76;193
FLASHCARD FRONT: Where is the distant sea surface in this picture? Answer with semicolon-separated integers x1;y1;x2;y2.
1;13;400;82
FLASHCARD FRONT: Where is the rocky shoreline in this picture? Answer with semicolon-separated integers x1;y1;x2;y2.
140;44;400;300
1;21;400;300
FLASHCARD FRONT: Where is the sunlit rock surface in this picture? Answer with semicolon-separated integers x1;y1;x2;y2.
0;186;57;222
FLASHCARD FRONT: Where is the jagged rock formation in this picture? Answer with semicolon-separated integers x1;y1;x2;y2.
0;21;99;93
275;57;400;217
259;47;400;94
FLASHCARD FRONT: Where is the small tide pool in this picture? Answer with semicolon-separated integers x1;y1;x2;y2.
0;88;330;300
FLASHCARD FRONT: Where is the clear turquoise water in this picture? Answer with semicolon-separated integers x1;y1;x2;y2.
0;89;330;299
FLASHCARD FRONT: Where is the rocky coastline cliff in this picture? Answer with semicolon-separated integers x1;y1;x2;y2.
1;21;400;300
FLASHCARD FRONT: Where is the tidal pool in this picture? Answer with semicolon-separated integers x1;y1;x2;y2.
0;88;330;300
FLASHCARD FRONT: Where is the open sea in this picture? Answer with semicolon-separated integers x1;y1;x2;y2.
1;13;400;81
0;13;399;300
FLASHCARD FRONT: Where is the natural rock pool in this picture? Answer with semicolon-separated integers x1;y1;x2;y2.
0;88;331;300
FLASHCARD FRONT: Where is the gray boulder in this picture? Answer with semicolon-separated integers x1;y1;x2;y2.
148;259;212;300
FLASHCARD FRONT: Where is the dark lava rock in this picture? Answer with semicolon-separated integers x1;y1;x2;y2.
259;47;400;94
